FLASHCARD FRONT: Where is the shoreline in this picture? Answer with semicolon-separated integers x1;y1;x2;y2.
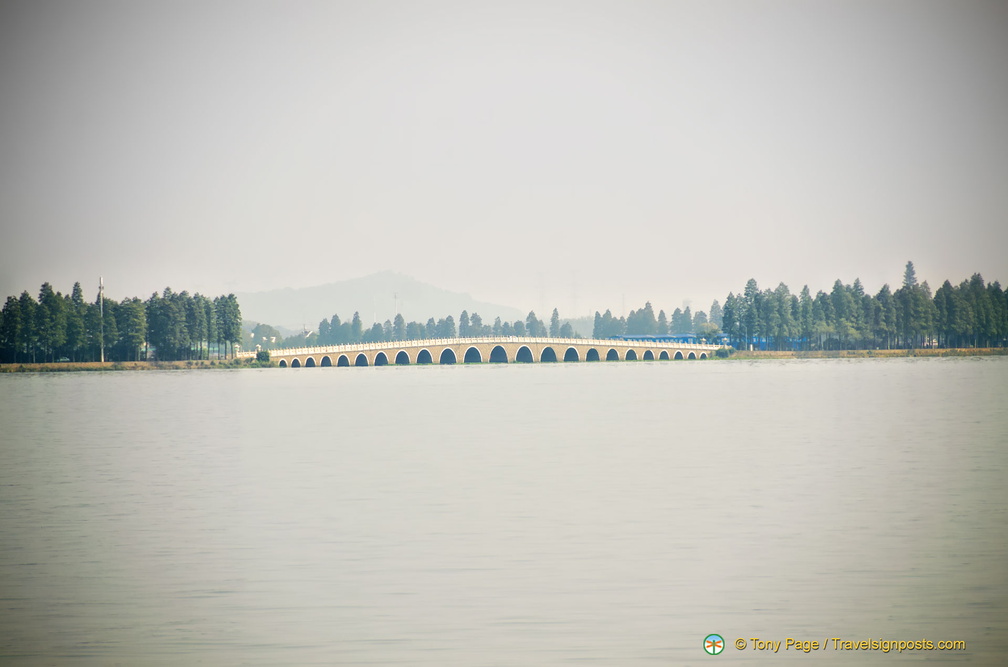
726;348;1008;360
0;359;260;373
1;348;1006;372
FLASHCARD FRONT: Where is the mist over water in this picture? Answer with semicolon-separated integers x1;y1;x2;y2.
1;358;1005;664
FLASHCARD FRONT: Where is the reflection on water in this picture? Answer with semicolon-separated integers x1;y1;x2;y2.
1;358;1005;664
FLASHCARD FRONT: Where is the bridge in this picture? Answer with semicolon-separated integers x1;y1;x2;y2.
238;337;724;367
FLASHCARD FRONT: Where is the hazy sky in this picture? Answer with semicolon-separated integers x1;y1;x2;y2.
2;1;1006;319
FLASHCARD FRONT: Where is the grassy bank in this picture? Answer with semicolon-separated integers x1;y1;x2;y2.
725;348;1008;360
0;359;267;372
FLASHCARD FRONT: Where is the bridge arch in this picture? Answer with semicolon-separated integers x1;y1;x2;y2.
264;339;721;371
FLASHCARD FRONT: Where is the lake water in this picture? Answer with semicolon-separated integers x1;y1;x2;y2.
1;357;1006;665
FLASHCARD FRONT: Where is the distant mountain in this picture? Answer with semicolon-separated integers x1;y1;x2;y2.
237;271;524;331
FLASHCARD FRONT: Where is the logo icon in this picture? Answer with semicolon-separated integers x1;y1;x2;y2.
704;633;725;655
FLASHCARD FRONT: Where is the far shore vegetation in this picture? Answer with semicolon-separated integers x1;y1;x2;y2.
717;262;1007;351
3;262;1006;368
0;283;242;364
264;261;1006;353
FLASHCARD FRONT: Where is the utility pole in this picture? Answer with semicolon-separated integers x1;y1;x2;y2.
99;276;104;363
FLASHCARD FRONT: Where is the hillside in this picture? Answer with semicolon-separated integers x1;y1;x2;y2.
237;271;524;331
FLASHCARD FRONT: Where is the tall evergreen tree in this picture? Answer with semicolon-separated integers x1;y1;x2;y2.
798;286;813;350
364;322;384;342
720;294;737;346
393;313;406;340
0;296;22;362
526;311;546;337
626;302;658;335
406;321;425;339
441;315;456;338
36;283;67;361
350;312;363;342
64;282;86;361
708;300;723;328
117;298;147;361
903;261;918;288
875;284;895;349
102;299;119;360
18;292;37;362
330;314;343;344
593;309;623;338
190;294;209;359
743;278;760;348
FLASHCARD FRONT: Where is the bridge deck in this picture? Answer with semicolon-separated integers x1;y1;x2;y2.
240;336;723;367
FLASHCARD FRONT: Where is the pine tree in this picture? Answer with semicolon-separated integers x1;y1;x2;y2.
903;261;918;288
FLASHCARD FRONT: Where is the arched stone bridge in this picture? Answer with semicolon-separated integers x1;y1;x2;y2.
238;337;723;367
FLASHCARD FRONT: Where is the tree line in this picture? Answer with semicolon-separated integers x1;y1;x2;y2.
719;262;1007;350
0;282;242;363
590;261;1007;351
592;301;723;340
9;261;999;363
269;308;578;349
